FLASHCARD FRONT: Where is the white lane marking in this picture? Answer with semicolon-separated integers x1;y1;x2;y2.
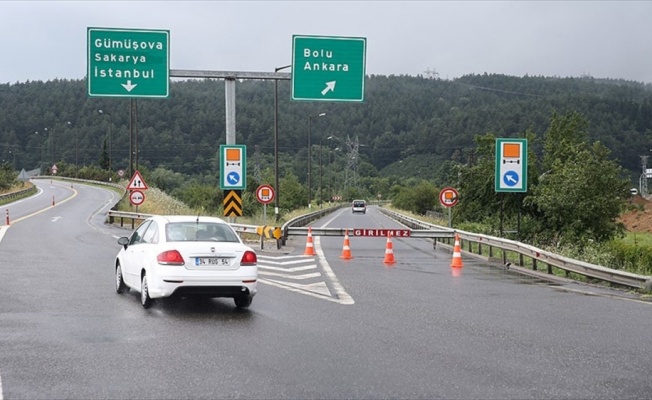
258;254;316;261
0;226;9;244
314;235;354;305
315;209;355;305
8;182;77;225
256;257;315;266
51;216;62;222
258;264;317;272
0;372;4;400
259;278;349;303
258;271;322;280
263;279;332;297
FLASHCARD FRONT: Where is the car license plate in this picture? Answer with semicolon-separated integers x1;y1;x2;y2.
195;257;230;266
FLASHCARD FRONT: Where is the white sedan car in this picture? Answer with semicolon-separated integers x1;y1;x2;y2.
114;215;258;309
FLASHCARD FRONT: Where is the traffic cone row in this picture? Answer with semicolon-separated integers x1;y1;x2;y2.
301;230;463;269
304;227;316;256
450;233;464;268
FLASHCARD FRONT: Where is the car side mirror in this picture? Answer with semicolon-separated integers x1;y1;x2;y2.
117;237;130;249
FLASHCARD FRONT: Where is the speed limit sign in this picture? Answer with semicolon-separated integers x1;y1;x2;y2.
129;190;145;206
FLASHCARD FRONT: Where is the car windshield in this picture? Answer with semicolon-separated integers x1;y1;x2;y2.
353;201;365;207
165;222;240;242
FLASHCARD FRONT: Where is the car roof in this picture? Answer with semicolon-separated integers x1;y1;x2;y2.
150;215;230;225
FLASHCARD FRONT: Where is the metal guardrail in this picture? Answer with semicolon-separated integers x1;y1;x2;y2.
32;175;126;191
54;177;652;291
377;207;652;291
106;210;283;249
0;186;36;203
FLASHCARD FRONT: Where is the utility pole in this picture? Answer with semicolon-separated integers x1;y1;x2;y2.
344;135;360;189
641;155;649;196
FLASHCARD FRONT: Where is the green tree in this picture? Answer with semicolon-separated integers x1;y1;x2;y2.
279;173;307;212
99;137;109;171
0;162;16;190
392;180;438;215
525;112;629;246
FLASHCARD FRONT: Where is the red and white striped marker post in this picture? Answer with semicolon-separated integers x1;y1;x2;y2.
5;209;9;225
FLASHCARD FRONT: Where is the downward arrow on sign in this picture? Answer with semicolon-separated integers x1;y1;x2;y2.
122;80;137;92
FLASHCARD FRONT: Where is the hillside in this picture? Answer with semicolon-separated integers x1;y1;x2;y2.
620;196;652;233
1;74;652;186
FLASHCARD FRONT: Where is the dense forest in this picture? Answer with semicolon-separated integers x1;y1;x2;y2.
1;74;652;210
3;73;651;268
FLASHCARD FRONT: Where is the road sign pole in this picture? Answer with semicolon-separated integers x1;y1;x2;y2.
263;204;267;226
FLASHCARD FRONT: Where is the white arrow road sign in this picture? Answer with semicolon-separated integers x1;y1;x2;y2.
321;81;336;95
121;80;137;92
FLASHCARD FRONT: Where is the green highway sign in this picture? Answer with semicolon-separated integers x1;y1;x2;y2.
291;35;366;102
495;138;528;193
87;27;170;98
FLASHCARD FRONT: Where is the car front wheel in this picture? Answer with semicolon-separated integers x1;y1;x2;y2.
115;263;129;294
141;273;153;308
234;295;253;308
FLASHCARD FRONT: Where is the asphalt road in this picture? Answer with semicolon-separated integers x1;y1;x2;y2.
1;180;651;399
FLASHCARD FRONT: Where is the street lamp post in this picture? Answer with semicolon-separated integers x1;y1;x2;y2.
34;131;44;173
44;127;54;169
8;150;15;169
274;65;291;222
98;109;113;174
323;135;339;206
67;121;77;178
319;137;323;208
307;112;326;208
319;135;339;208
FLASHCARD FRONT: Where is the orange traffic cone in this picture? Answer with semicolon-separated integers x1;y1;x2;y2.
383;233;396;265
304;227;316;256
450;233;464;268
340;229;353;260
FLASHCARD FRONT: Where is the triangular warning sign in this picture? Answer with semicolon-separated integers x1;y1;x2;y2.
127;170;148;190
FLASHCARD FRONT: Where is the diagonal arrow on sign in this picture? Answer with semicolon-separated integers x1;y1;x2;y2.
321;81;336;95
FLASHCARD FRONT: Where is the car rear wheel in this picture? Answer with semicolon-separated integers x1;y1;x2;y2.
234;295;253;308
141;274;153;308
115;263;129;294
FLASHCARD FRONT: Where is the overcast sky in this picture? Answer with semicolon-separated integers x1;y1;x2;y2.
2;1;652;84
